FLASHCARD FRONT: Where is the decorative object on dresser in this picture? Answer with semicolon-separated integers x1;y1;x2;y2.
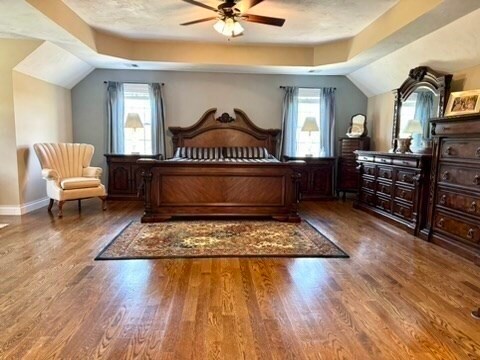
346;114;367;138
425;114;480;265
283;156;335;200
354;151;431;235
105;153;162;201
337;137;370;200
444;90;480;116
392;66;452;153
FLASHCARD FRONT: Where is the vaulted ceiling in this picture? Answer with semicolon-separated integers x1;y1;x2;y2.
2;0;480;95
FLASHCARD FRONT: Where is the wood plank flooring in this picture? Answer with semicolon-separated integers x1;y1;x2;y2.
0;199;479;359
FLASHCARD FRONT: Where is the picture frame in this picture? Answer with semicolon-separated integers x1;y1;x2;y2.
445;90;480;116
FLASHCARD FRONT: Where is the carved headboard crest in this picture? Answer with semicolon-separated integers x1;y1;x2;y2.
169;108;281;156
216;113;235;123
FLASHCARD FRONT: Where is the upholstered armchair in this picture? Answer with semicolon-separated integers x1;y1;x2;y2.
34;143;107;217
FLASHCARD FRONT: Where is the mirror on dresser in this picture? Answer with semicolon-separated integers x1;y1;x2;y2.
392;66;452;153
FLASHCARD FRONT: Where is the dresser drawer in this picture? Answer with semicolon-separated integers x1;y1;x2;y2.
392;158;419;168
375;195;391;212
441;139;480;161
376;181;392;196
393;201;414;221
437;189;480;217
357;155;374;162
439;164;480;190
361;177;376;191
378;167;393;180
359;191;375;206
433;120;480;136
362;164;376;177
394;186;415;203
396;169;417;185
434;212;480;246
375;156;392;165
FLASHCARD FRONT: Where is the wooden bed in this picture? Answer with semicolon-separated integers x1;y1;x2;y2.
139;108;302;222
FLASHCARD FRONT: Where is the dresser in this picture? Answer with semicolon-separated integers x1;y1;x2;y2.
283;156;335;200
105;154;162;200
337;137;370;199
427;114;480;265
354;151;431;235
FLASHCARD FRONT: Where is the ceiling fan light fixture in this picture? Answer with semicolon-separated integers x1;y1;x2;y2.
213;17;244;37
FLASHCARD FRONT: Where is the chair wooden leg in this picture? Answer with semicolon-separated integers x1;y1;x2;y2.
58;201;65;218
48;199;54;212
78;199;82;211
99;196;107;211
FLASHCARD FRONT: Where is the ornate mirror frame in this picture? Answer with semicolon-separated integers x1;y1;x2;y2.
391;66;452;150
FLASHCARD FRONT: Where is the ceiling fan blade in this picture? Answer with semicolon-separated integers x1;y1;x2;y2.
180;16;218;26
242;14;285;27
238;0;264;12
181;0;217;12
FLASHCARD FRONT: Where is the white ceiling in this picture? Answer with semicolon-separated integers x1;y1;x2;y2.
61;0;399;44
348;7;480;97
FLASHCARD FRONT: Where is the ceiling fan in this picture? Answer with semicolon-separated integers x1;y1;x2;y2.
180;0;286;38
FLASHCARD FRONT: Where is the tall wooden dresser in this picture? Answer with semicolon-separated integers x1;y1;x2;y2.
337;137;370;199
355;151;431;235
427;114;480;265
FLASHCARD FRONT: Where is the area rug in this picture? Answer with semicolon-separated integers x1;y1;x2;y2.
96;220;349;260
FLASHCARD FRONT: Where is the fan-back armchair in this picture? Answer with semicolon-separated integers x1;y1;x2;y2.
34;143;107;217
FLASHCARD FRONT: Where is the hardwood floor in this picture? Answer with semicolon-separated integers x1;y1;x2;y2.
1;199;479;359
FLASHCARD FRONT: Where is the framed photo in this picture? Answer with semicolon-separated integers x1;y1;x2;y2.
445;90;480;116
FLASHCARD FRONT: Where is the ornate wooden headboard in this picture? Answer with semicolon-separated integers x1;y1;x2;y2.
169;108;281;156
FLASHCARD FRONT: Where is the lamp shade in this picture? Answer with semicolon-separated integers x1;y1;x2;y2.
403;119;422;135
125;113;143;129
301;117;319;132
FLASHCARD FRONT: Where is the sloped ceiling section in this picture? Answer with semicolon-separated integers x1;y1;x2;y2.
14;41;94;89
348;8;480;97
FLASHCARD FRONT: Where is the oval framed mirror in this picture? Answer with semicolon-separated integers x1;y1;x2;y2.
392;66;452;153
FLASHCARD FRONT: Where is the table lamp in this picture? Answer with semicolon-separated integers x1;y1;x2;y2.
301;117;319;156
125;113;144;154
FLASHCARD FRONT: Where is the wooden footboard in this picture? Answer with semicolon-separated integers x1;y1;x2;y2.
139;161;302;222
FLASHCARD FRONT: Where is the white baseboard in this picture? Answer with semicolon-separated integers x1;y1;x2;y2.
0;197;50;216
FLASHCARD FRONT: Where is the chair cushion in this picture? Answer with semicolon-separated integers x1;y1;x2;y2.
60;177;101;190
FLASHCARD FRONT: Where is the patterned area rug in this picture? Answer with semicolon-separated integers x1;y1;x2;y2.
96;220;349;260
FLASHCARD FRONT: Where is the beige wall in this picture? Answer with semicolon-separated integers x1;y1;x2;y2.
0;39;41;206
367;91;395;151
13;71;73;204
367;63;480;151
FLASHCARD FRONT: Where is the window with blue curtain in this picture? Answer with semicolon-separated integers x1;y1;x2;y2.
106;82;166;156
281;87;336;157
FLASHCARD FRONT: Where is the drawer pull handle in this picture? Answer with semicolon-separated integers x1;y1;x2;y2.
401;190;406;198
399;208;404;216
438;218;445;228
474;175;480;185
439;195;446;204
471;201;477;212
445;146;452;155
383;172;389;179
442;171;450;181
402;174;408;181
476;148;480;157
467;228;475;239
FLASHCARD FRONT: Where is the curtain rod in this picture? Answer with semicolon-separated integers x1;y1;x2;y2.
280;86;336;90
104;81;164;85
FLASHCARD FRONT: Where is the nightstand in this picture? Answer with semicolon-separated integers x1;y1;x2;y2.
105;154;162;200
283;156;335;200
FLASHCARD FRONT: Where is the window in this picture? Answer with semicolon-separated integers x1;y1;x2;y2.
296;88;322;157
123;83;152;154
